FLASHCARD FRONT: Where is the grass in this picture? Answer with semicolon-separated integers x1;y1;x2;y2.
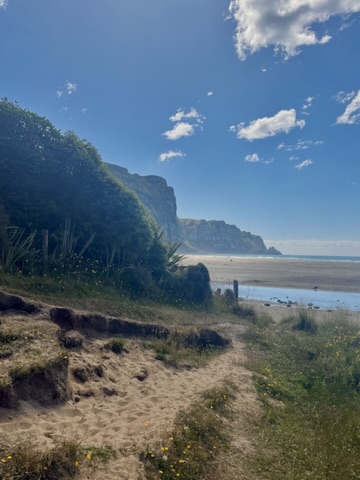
143;382;237;480
0;271;259;329
0;438;115;480
243;311;360;480
0;316;66;404
144;328;227;369
104;337;125;354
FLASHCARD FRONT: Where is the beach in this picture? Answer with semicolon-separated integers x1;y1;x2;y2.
181;255;360;294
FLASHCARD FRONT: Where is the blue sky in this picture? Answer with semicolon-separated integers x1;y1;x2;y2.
1;0;360;255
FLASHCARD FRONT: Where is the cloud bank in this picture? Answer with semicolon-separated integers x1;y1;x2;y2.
229;0;360;60
234;109;305;141
336;89;360;124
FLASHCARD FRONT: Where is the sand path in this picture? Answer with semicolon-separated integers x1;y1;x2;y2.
0;324;256;480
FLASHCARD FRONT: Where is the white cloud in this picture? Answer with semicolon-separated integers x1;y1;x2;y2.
81;108;87;114
159;150;186;162
302;95;316;114
334;90;356;104
163;107;205;141
56;90;63;98
245;153;260;162
169;107;205;124
278;139;324;151
66;81;77;95
207;91;214;96
336;89;360;124
228;0;360;60
245;153;273;164
0;0;7;7
235;109;305;141
295;159;313;169
162;122;195;141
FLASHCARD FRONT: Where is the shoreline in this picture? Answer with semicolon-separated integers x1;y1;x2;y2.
181;255;360;294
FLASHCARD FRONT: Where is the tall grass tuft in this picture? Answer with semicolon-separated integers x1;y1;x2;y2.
293;310;318;334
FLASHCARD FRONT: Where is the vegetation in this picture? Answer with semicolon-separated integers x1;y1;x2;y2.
144;330;225;369
143;382;236;480
0;99;211;304
0;439;115;480
104;338;125;354
244;311;360;480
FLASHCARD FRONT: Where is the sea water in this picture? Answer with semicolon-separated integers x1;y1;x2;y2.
209;254;360;312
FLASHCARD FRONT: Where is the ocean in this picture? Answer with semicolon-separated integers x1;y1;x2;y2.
208;253;360;263
209;254;360;312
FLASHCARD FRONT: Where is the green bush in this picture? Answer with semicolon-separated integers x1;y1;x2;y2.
105;338;124;354
293;310;318;334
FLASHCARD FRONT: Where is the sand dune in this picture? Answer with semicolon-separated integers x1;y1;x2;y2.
0;324;255;480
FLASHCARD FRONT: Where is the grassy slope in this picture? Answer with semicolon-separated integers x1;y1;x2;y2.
2;275;360;480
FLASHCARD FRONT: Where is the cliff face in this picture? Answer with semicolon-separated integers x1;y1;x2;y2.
107;163;181;241
179;219;280;254
107;163;281;255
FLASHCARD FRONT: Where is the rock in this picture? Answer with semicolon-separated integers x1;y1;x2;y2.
223;288;236;305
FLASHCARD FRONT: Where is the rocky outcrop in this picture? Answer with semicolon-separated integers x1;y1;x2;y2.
179;219;281;255
107;163;281;255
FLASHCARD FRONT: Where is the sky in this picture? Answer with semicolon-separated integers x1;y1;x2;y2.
1;0;360;256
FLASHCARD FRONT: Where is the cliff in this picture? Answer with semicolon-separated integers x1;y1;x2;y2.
107;163;181;241
107;163;281;255
179;219;281;255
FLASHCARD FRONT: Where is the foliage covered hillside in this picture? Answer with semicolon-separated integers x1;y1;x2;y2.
0;99;155;262
0;99;212;302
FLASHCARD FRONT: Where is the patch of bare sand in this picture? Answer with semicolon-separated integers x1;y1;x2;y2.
0;324;258;480
182;255;360;293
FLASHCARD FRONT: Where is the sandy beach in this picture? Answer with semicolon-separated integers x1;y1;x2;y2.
181;255;360;294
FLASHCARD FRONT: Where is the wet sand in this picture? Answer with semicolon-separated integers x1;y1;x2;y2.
181;255;360;294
